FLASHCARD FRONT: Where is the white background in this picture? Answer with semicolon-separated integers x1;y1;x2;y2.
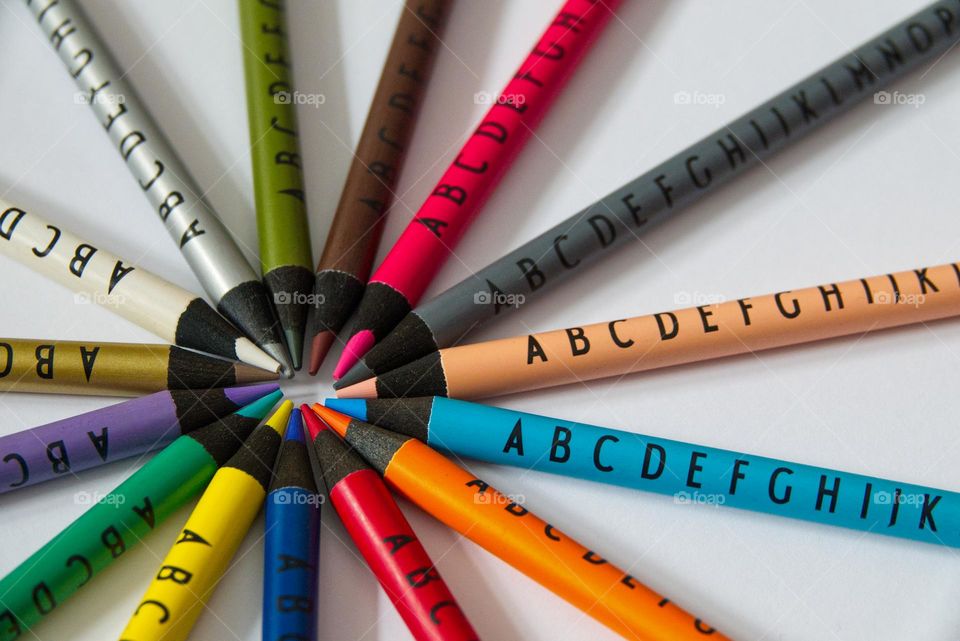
2;1;960;640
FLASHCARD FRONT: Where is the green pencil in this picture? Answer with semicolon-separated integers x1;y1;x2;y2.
239;0;314;370
0;390;283;640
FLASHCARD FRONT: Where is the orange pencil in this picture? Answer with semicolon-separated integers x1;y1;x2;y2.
312;405;729;641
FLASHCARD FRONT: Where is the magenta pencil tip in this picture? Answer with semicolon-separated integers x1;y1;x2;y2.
333;330;376;380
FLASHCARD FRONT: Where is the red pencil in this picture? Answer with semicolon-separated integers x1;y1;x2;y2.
301;406;479;641
333;0;622;379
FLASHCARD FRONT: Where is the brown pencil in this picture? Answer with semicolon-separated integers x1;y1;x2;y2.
304;0;453;375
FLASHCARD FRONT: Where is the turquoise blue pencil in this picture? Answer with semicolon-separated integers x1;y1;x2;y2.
326;397;960;548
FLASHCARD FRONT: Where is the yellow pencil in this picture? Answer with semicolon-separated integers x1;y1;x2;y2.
119;401;292;641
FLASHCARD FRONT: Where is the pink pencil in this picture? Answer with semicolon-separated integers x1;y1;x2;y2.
333;0;622;379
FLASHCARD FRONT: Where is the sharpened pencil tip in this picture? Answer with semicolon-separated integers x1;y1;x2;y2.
284;328;304;371
310;404;352;437
335;358;375;389
335;377;378;399
260;340;295;379
333;330;375;380
307;330;335;376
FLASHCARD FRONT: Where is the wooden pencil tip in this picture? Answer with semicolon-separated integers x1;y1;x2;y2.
307;330;335;376
333;330;375;379
335;377;378;399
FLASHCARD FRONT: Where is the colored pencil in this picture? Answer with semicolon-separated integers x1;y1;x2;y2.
336;0;960;388
312;405;726;641
0;338;277;397
305;0;452;375
0;383;278;494
327;396;960;548
239;0;314;369
0;204;281;374
263;408;321;641
338;261;960;399
120;401;292;641
27;0;294;376
332;0;622;379
0;391;282;641
303;406;478;641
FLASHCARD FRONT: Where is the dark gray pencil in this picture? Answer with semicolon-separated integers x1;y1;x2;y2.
337;0;960;387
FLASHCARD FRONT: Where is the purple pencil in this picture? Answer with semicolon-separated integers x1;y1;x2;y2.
0;383;279;493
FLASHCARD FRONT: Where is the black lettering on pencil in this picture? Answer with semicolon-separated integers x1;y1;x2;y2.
774;292;801;319
553;234;581;268
175;528;209;545
517;257;546;291
35;344;54;380
655;312;679;340
860;279;874;304
815;475;840;512
133;497;156;529
588;215;616;247
686;452;706;488
134;599;170;623
609;320;634;348
88;428;109;461
504;501;527;516
716;134;746;169
32;224;60;257
406;566;441;587
502;420;525;456
697;306;718;333
544;524;561;541
859;483;873;519
919;494;941;531
430;184;465;206
687;155;711;188
641;443;665;480
430;600;457;624
101;525;126;558
453;153;487;174
889;488;902;526
108;262;135;293
654;175;674;207
738;298;753;326
791;90;819;123
31;582;56;615
66;554;93;587
0;207;26;239
818;284;844;311
156;565;192;584
593;435;618;472
551;427;572;463
475;121;507;143
566;327;590;356
382;534;414;555
915;268;939;293
621;193;646;226
526;335;547;364
3;453;28;487
730;459;749;494
46;441;69;474
769;467;794;504
69;243;96;277
80;345;99;381
582;551;607;565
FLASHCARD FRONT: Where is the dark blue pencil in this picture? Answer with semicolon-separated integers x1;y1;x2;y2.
263;408;321;641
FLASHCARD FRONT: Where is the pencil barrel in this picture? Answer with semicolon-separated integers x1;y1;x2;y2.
262;487;321;641
0;438;215;641
329;469;478;641
408;0;960;352
385;439;726;641
439;262;960;398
